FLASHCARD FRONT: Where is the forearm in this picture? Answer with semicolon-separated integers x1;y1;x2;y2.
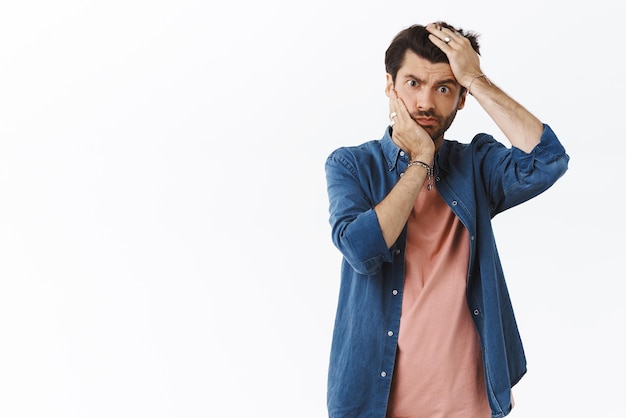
468;76;544;153
374;163;429;248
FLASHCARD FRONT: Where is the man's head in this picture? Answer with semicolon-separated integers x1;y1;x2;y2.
385;22;480;85
384;22;481;145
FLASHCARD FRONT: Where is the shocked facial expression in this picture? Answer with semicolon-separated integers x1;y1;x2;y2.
386;50;466;145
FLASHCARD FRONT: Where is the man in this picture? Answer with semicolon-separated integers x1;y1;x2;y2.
324;22;569;418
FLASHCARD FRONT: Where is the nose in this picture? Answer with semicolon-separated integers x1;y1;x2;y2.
415;89;435;112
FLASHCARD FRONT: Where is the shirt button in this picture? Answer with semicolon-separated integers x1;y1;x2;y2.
399;151;405;157
394;249;401;255
470;236;475;241
436;176;441;182
400;172;404;177
452;200;458;206
387;331;394;337
473;309;480;316
381;371;387;378
392;289;398;296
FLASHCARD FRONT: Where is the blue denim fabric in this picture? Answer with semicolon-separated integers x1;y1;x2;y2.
325;124;569;418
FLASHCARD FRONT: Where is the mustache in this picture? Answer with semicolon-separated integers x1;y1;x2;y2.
411;110;439;119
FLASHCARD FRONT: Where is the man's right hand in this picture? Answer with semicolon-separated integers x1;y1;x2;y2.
388;88;435;163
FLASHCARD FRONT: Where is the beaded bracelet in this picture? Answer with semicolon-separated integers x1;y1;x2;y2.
407;160;434;190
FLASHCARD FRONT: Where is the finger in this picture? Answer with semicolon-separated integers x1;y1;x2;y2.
388;90;400;125
427;33;451;49
389;89;407;118
394;93;413;122
426;23;457;47
388;90;398;115
389;92;405;121
390;95;414;131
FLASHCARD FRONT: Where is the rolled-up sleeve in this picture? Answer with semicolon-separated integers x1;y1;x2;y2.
475;124;569;215
511;124;569;176
325;151;393;275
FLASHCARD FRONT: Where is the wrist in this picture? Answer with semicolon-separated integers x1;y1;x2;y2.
465;73;490;96
406;159;434;190
409;153;434;165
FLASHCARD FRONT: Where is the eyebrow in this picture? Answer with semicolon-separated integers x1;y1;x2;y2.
403;74;458;86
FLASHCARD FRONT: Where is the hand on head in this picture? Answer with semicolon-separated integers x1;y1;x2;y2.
425;23;483;90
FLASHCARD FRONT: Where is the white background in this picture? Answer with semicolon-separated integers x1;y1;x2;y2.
1;1;624;417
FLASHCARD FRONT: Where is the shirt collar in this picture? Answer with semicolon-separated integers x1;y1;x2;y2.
382;126;451;174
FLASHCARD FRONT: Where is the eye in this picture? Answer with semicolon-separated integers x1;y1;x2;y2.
438;86;450;93
407;79;418;88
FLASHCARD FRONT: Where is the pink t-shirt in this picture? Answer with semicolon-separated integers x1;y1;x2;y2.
386;180;491;418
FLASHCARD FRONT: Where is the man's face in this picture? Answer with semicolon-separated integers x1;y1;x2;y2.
386;50;466;145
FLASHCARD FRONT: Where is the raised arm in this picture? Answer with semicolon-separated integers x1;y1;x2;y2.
374;89;435;248
426;23;544;153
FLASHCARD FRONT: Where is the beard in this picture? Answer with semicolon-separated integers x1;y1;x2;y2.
412;108;458;143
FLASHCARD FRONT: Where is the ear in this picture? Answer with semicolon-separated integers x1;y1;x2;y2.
457;90;467;110
385;73;394;97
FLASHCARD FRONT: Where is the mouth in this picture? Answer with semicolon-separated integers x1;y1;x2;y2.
414;117;438;127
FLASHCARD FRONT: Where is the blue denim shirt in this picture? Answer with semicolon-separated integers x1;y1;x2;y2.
325;124;569;418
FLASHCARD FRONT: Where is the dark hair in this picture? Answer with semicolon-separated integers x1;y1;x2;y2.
384;22;481;82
